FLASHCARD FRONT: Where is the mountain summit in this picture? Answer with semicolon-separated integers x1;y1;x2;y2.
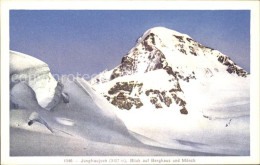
90;27;249;115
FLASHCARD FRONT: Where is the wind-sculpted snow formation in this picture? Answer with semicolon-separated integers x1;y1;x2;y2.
10;51;62;111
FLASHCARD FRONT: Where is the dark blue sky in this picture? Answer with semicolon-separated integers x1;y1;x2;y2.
10;10;250;77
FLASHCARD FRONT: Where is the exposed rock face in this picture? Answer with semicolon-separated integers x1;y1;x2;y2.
110;33;168;80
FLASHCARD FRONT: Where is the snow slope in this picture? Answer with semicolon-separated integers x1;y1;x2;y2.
112;75;250;155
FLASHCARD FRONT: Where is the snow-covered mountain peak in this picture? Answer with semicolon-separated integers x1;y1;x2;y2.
90;27;249;113
91;27;248;85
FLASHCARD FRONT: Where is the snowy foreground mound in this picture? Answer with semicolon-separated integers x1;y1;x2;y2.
10;27;249;156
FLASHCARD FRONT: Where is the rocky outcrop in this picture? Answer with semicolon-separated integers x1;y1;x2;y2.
218;55;248;77
108;81;143;95
145;88;187;114
180;107;188;114
61;92;70;103
106;81;144;110
111;95;143;110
